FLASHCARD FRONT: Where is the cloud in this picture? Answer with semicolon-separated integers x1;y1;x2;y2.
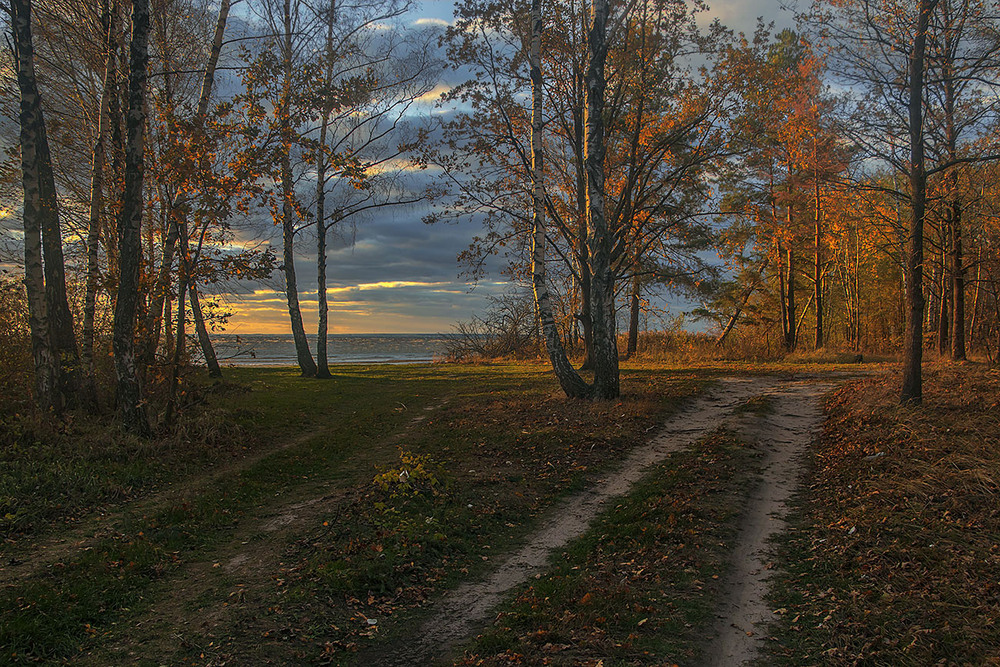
699;0;795;34
414;17;450;27
416;83;452;104
222;279;508;334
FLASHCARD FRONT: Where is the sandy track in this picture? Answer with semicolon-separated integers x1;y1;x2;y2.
702;379;833;666
375;376;832;665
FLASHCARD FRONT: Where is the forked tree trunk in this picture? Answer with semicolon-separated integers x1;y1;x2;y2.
12;0;60;411
529;0;590;399
15;0;79;406
145;0;229;372
584;0;618;400
38;97;79;408
901;0;937;405
113;0;152;435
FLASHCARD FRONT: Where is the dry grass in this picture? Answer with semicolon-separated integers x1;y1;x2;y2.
766;363;1000;665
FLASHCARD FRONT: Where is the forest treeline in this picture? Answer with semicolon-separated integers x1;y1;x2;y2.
3;0;1000;431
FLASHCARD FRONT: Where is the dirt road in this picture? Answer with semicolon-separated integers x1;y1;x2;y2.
373;376;833;665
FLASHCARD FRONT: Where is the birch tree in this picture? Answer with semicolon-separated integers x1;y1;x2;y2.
10;0;60;410
113;0;152;434
530;0;591;398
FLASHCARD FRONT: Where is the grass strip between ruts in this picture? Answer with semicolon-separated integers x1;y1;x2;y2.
456;428;762;666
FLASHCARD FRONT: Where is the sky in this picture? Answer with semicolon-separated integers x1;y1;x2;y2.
212;0;794;335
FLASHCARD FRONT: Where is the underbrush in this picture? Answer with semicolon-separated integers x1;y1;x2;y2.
765;364;1000;665
0;375;252;540
0;366;447;663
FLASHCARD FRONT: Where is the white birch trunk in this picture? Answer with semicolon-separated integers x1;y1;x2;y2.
529;0;591;399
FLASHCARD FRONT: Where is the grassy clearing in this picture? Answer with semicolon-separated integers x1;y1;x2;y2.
0;362;712;665
454;429;761;666
764;364;1000;665
148;364;711;665
1;365;458;664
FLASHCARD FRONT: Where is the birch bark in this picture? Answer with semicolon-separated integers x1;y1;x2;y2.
529;0;591;399
12;0;59;411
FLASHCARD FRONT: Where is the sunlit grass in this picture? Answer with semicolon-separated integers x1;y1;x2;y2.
764;364;1000;665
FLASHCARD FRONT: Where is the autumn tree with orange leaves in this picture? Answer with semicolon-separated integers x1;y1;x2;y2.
717;28;848;352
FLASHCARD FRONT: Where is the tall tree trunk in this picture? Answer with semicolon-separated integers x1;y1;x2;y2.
969;246;981;352
281;0;317;377
814;177;823;349
184;0;231;378
585;0;618;400
777;241;788;344
625;268;640;359
785;239;796;351
12;0;59;411
104;28;125;287
901;0;937;405
938;242;949;356
951;200;965;360
113;0;152;435
530;0;590;399
572;73;593;370
315;6;335;380
83;0;116;389
163;285;174;360
165;247;186;426
936;0;966;362
316;118;332;379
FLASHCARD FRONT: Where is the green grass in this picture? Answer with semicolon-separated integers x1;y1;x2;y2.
0;362;712;665
456;429;762;666
0;365;454;663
